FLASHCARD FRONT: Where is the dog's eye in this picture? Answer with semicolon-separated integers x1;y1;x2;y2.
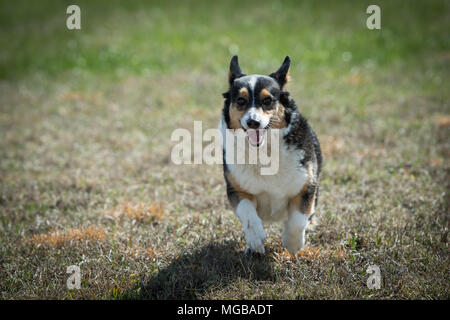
263;97;272;106
236;97;247;106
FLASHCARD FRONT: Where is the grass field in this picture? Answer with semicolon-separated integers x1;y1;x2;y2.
0;0;449;299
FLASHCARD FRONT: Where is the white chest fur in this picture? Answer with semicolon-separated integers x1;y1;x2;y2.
227;142;308;222
219;116;308;223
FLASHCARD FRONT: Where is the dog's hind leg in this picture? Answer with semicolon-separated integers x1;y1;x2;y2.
283;183;317;255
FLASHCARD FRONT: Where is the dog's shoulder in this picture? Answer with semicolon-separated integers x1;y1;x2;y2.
282;94;322;176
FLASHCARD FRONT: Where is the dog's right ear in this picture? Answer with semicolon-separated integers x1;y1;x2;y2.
228;55;245;86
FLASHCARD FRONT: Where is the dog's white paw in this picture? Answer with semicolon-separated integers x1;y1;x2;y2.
236;199;267;254
244;222;266;254
283;231;305;255
282;211;309;255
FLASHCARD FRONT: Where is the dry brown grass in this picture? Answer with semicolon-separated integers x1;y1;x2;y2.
346;74;365;85
108;201;165;223
271;247;349;263
59;91;104;105
435;115;450;128
29;226;107;247
318;135;343;157
126;245;160;260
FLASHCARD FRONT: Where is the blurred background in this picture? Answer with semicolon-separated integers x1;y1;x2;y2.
0;0;448;299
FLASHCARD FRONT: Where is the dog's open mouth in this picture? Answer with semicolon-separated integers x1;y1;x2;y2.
246;129;266;147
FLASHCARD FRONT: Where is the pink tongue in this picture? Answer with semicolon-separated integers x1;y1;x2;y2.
247;129;264;146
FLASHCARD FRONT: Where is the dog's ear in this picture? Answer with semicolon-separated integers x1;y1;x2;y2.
228;55;245;86
269;56;290;89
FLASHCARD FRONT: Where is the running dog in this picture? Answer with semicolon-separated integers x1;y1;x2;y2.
220;55;322;254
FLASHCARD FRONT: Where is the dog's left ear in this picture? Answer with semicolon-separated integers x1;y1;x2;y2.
269;56;290;89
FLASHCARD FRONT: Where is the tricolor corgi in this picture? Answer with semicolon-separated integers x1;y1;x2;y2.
220;56;322;255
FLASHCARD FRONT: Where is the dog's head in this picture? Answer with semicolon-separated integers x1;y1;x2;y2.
223;55;290;147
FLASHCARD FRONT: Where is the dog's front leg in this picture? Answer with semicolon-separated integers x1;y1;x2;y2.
235;198;266;254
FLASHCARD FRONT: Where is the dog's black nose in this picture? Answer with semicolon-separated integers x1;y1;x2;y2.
246;119;260;129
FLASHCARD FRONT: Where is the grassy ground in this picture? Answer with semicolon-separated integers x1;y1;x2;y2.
0;0;449;299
